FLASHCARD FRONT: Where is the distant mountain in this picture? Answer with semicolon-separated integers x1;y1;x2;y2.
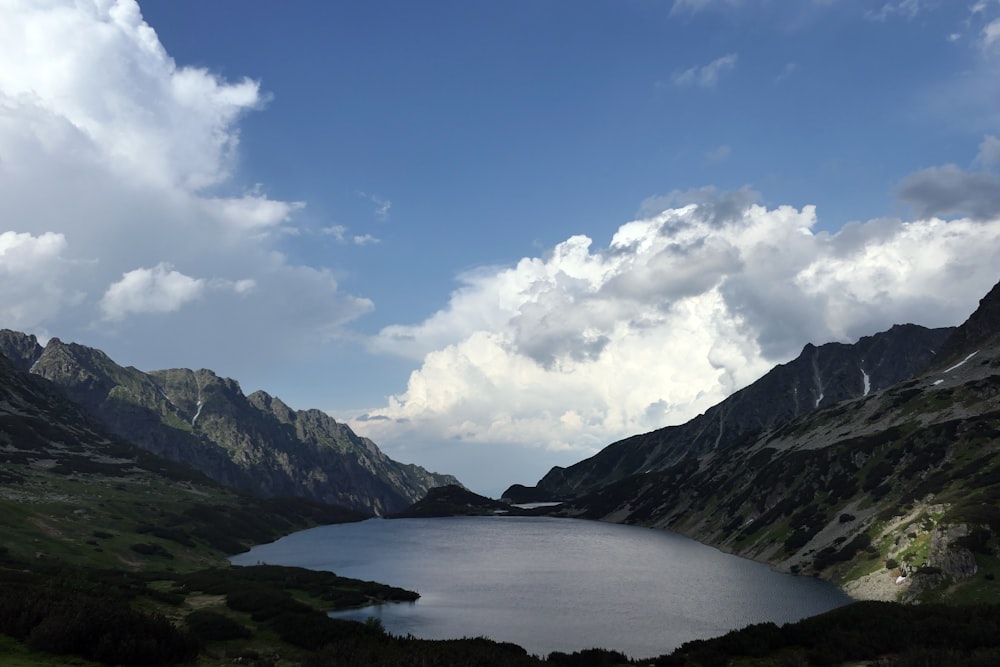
520;322;953;500
0;333;459;516
535;279;1000;601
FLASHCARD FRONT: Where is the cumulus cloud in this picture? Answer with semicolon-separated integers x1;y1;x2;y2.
100;263;205;321
976;134;1000;167
984;17;1000;46
356;184;1000;460
0;0;261;191
897;147;1000;220
0;0;372;380
673;54;739;88
0;231;82;331
202;191;305;233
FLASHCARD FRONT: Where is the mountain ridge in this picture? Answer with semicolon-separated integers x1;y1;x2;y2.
530;277;1000;602
515;321;953;501
0;332;459;516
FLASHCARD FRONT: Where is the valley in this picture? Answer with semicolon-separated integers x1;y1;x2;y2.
2;279;1000;665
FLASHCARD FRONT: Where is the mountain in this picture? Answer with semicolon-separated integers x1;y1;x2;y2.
3;327;998;667
0;348;364;566
527;279;1000;602
0;332;459;515
518;322;953;500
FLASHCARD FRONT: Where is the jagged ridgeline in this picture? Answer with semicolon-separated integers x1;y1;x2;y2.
0;331;458;515
513;279;1000;602
524;323;954;500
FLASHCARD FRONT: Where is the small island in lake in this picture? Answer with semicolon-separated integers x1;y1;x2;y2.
390;484;534;518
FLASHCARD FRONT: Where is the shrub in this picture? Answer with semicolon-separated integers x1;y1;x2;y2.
185;609;251;642
129;542;173;559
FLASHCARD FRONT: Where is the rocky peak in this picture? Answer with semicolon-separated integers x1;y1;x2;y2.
31;338;121;399
248;390;295;423
0;329;44;371
934;278;1000;367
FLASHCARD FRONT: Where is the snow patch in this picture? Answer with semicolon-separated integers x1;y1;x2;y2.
861;368;871;396
944;351;979;373
932;379;944;386
713;409;725;449
815;393;824;408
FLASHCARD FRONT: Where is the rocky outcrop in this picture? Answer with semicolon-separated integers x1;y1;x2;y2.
929;524;979;582
0;330;44;372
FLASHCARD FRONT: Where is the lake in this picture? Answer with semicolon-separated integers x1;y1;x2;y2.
231;515;852;659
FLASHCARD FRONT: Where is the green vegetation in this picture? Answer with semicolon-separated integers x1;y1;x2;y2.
389;483;535;518
657;601;1000;667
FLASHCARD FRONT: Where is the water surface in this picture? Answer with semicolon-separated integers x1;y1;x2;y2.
232;516;850;658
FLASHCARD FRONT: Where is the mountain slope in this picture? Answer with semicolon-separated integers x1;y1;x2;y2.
525;322;953;499
0;333;459;515
546;279;1000;602
0;350;363;568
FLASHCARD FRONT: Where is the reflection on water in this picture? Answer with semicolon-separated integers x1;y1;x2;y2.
232;516;851;659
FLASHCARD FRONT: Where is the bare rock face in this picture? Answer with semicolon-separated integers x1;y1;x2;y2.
930;524;979;581
0;330;43;372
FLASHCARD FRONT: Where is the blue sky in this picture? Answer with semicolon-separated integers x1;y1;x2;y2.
3;0;1000;495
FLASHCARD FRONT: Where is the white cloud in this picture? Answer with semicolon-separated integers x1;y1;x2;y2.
0;0;261;191
202;191;305;233
0;231;82;330
984;17;1000;46
670;0;741;14
705;144;732;162
0;0;372;377
976;134;1000;167
673;54;739;88
321;225;348;241
865;0;926;21
774;62;799;84
360;192;392;221
101;263;205;321
356;186;1000;461
353;234;381;246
